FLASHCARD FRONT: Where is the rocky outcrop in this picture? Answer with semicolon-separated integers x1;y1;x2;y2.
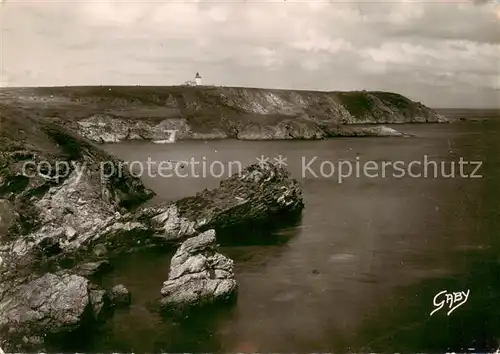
0;272;106;351
325;125;411;137
159;229;237;315
1;86;447;143
0;103;153;242
0;104;155;350
136;160;304;242
0;106;157;306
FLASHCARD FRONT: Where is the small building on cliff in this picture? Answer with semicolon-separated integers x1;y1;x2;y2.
195;72;202;85
184;72;202;86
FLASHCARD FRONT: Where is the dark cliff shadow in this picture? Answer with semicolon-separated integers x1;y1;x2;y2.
214;209;303;247
156;303;237;352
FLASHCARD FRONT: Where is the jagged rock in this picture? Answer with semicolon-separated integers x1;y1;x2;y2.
0;272;99;351
160;229;237;314
89;287;111;321
89;289;106;319
65;225;77;240
0;104;154;350
0;104;154;268
109;284;131;307
138;161;304;242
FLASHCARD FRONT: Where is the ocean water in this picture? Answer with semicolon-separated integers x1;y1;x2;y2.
67;118;499;352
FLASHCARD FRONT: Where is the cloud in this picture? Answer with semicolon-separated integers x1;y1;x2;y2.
2;0;499;108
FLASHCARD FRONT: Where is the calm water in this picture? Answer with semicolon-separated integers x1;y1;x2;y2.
78;120;499;352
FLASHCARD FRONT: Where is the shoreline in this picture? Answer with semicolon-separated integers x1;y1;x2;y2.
1;85;447;143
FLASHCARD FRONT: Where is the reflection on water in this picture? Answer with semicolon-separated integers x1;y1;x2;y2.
74;120;500;352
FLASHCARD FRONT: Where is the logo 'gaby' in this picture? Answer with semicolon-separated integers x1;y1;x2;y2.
431;289;470;316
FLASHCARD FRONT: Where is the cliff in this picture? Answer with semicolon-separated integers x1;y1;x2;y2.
0;103;154;350
1;86;447;142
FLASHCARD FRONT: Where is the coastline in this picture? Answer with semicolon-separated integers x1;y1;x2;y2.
1;86;447;143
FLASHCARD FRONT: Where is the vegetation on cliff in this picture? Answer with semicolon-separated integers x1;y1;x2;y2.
1;86;447;142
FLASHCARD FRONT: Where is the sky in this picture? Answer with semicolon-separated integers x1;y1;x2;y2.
1;0;499;108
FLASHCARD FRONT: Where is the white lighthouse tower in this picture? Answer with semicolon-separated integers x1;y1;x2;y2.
195;72;202;86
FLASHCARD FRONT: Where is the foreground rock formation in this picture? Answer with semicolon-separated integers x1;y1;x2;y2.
160;229;237;315
0;104;154;283
0;104;305;350
0;104;154;350
1;86;447;142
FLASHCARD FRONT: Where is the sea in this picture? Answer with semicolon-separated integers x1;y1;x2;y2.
59;110;500;352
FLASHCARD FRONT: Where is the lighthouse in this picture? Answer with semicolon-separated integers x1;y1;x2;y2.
195;72;202;86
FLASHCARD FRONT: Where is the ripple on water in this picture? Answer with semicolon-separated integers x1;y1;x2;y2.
328;253;357;262
454;244;489;251
271;290;302;303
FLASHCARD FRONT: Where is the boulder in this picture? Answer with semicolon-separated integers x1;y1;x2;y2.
160;229;237;314
109;284;131;307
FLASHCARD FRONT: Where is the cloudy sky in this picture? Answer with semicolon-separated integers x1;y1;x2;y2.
1;0;499;108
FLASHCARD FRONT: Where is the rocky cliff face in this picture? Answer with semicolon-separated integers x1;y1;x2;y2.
0;104;155;350
0;104;154;254
1;86;447;143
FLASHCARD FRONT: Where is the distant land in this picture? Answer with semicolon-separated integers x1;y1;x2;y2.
1;86;449;142
434;108;500;121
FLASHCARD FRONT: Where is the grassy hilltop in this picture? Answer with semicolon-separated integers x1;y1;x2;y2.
1;86;447;141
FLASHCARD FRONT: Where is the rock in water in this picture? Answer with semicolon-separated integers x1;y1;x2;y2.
140;161;304;242
159;229;237;314
109;284;131;307
89;287;111;321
